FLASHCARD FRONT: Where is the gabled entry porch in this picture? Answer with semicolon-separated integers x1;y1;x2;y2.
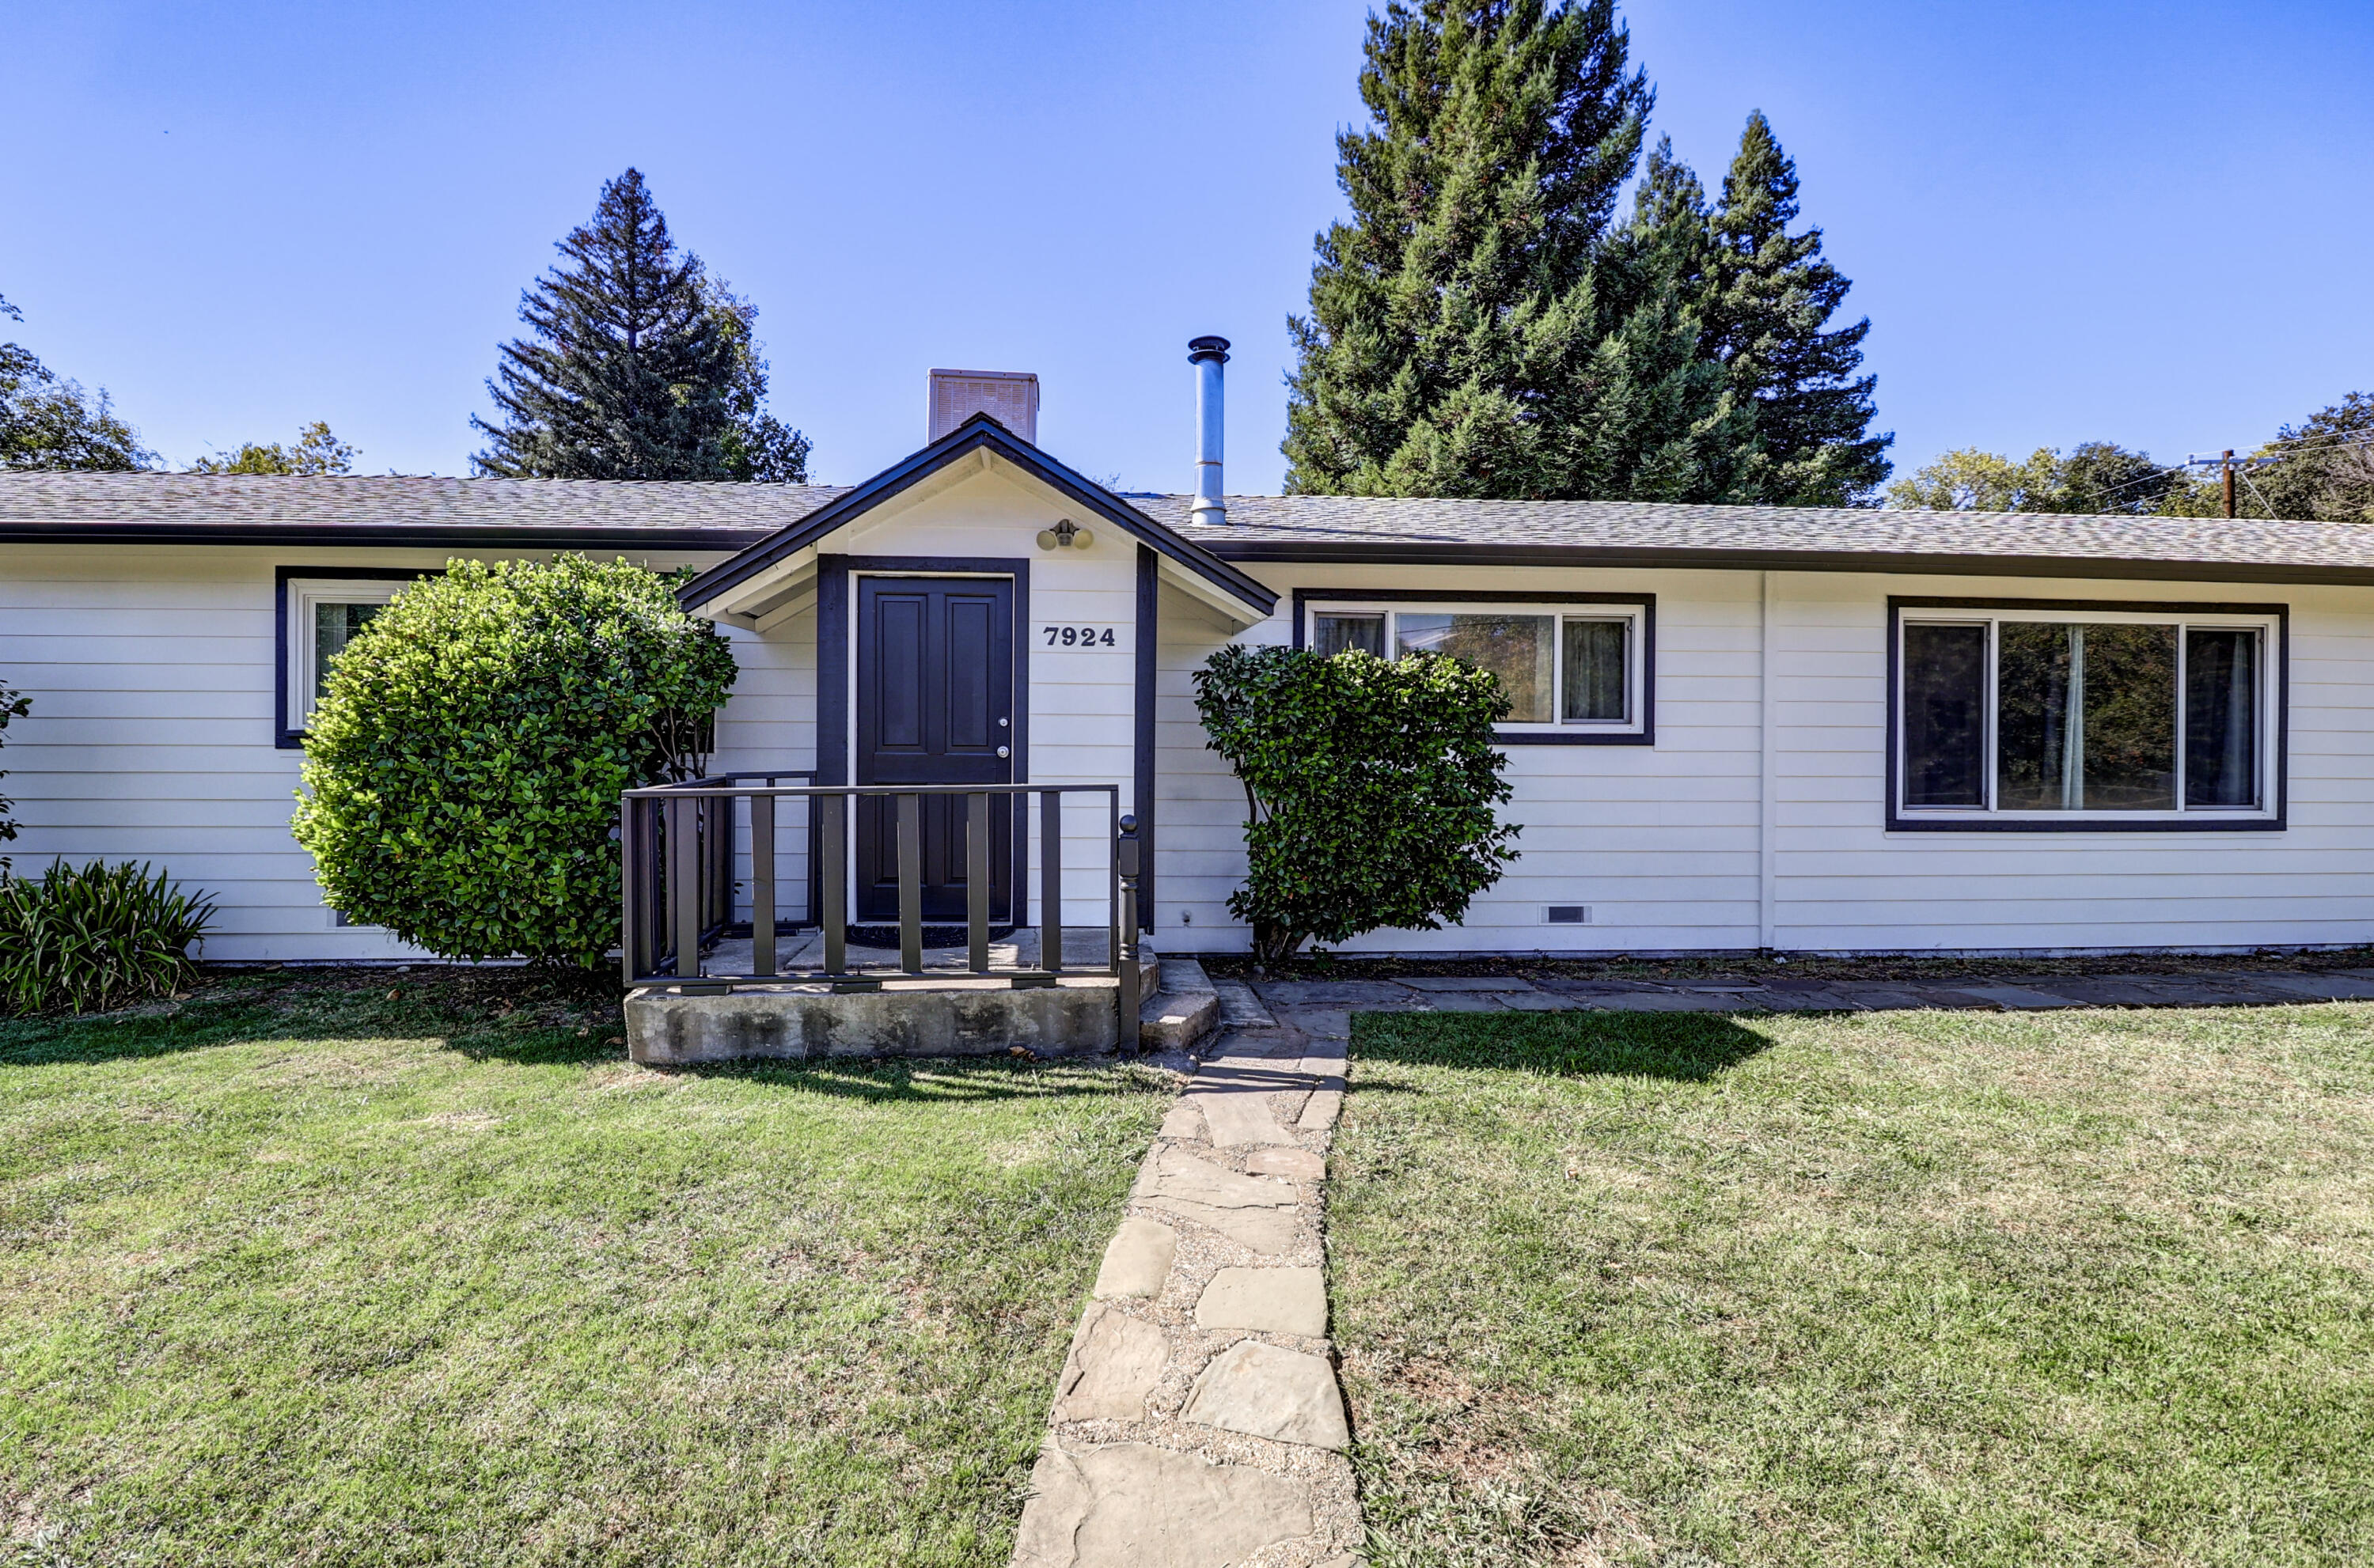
616;775;1167;1064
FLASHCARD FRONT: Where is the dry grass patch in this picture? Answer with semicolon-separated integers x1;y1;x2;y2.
1332;1005;2374;1568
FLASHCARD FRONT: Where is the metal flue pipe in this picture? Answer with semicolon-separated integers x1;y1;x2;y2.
1188;335;1229;525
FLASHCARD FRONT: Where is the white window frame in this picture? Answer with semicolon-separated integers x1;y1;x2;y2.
1302;599;1651;738
285;577;410;735
1893;603;2283;828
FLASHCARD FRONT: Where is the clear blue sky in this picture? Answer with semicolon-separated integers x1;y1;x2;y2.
5;1;2368;496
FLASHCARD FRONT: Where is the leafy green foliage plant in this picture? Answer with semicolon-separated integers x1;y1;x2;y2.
187;419;358;475
1888;441;2179;515
0;674;27;871
0;860;215;1016
290;555;738;966
1;293;154;472
1193;644;1519;962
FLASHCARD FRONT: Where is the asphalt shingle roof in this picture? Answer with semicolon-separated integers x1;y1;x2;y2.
1143;493;2374;581
0;472;846;543
6;470;2372;585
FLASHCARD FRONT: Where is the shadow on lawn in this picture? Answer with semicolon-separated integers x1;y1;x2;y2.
1;972;1173;1105
0;970;626;1069
665;1055;1174;1104
1352;1008;1776;1082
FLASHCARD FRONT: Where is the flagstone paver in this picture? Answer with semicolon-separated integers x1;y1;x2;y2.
1246;1146;1325;1180
1181;1341;1351;1449
1196;1267;1329;1338
1092;1218;1177;1301
1011;1441;1316;1568
1052;1304;1171;1422
1013;999;1361;1568
1397;975;1536;993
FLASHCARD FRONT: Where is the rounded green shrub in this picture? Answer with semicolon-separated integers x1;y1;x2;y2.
290;555;737;965
1193;643;1519;962
0;860;216;1016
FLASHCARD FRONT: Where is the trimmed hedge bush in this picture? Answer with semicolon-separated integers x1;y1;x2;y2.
1193;643;1519;962
0;860;216;1016
290;555;737;966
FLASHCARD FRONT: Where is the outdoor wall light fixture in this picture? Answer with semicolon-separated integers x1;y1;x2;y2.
1036;518;1091;550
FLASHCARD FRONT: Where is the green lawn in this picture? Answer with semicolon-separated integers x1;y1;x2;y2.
1329;1005;2374;1568
0;971;1168;1566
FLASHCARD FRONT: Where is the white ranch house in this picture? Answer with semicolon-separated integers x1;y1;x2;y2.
5;350;2372;966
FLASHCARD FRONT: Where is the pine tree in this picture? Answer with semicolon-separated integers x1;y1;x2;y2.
472;171;806;482
1282;1;1752;502
1696;112;1890;506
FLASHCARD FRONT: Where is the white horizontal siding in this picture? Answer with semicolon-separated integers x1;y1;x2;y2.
1154;566;1767;954
1153;562;2374;957
1765;571;2374;953
20;498;2374;965
2;542;747;961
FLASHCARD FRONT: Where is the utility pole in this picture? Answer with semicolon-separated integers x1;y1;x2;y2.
2186;449;2273;517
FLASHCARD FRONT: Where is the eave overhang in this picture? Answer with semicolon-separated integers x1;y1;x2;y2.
677;414;1278;622
1200;538;2374;588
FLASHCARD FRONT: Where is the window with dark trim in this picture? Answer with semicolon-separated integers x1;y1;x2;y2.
1294;590;1655;744
276;567;435;747
1890;599;2285;831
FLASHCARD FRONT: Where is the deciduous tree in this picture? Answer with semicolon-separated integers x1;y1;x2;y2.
1887;441;2175;515
189;420;358;475
1;294;154;472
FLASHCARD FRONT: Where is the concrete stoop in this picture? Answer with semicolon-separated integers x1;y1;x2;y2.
1140;956;1219;1055
625;949;1219;1065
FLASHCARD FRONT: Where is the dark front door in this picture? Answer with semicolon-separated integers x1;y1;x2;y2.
855;575;1015;922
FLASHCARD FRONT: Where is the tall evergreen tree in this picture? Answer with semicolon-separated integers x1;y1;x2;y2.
473;170;807;482
1282;0;1753;502
1696;112;1890;506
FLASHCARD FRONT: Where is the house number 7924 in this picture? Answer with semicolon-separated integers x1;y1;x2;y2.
1043;625;1117;647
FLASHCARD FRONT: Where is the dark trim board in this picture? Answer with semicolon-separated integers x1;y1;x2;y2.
817;555;1033;922
1215;538;2374;589
274;564;442;749
1883;594;2289;834
1135;545;1158;930
677;413;1276;616
1290;587;1656;746
8;524;767;550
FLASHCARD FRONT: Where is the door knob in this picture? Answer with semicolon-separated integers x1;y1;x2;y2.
997;746;1010;759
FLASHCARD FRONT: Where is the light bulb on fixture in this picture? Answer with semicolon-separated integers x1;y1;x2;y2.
1035;518;1092;550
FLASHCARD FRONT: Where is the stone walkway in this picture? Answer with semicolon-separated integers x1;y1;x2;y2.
1011;979;1362;1568
1011;957;2374;1565
1243;964;2374;1017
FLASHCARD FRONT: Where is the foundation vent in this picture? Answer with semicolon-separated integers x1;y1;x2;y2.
1545;905;1592;925
929;369;1039;444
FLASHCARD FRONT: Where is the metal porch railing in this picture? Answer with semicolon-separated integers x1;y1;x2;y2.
620;778;1140;1024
